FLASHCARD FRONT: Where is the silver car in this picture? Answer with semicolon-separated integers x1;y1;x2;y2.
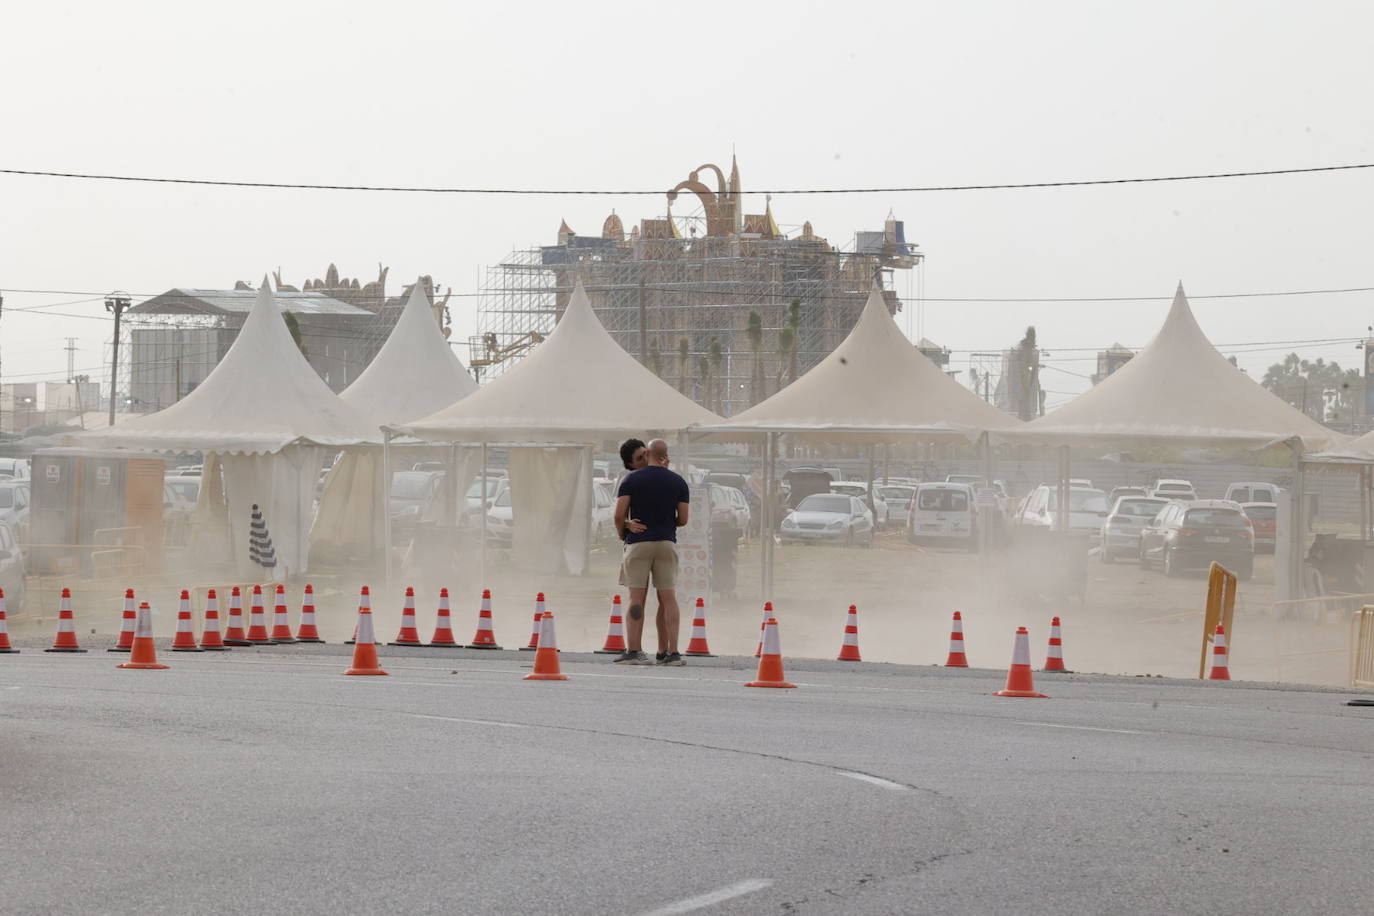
780;494;874;547
1100;496;1168;563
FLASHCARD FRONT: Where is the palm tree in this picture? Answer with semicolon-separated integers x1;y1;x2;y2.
785;299;801;384
647;339;662;378
698;355;711;408
746;311;764;405
775;323;795;393
677;338;690;394
1016;326;1039;421
283;312;309;360
708;337;724;413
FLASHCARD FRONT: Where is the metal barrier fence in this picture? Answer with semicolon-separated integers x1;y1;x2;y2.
1352;607;1374;688
1271;592;1374;625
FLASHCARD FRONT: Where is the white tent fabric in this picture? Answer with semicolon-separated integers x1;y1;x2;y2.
221;447;321;580
508;447;593;575
996;285;1347;451
396;283;723;442
1304;427;1374;463
340;280;477;426
700;289;1020;442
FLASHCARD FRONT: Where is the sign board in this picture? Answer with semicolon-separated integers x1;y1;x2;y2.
45;463;61;482
675;484;712;603
95;466;112;486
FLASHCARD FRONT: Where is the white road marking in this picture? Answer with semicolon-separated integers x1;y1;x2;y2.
1016;721;1144;735
838;771;909;791
408;713;527;729
637;879;774;915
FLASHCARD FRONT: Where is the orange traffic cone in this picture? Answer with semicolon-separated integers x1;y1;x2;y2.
1208;623;1230;680
295;584;324;643
200;589;229;650
684;597;715;657
523;609;568;681
994;627;1048;698
520;594;545;651
746;616;796;688
171;590;204;652
755;601;776;658
270;584;297;643
836;604;862;662
345;586;371;644
429;588;459;646
390;587;423;646
945;611;969;667
118;602;169;670
1042;616;1068;672
109;588;137;653
344;597;388;676
467;589;502;649
223;586;251;646
245;585;274;645
45;588;87;653
0;587;18;653
595;595;628;654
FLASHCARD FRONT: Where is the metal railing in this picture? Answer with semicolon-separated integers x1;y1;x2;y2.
1272;592;1374;624
1351;607;1374;688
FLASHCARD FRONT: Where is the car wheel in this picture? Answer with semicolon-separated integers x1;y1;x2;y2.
1164;548;1181;577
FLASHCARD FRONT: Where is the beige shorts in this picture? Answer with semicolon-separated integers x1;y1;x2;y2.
620;540;679;590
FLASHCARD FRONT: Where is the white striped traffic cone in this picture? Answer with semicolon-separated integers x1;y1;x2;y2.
523;610;568;681
429;588;459;646
200;589;229;650
521;593;545;651
836;604;861;661
0;588;17;653
945;611;969;667
269;584;297;643
346;586;371;644
223;586;252;645
746;616;796;689
245;585;273;644
1042;616;1067;672
109;588;137;652
684;597;714;657
295;585;324;643
389;587;423;646
596;595;628;654
994;627;1048;698
171;590;204;651
755;601;776;658
45;588;87;653
1208;623;1230;680
467;589;502;649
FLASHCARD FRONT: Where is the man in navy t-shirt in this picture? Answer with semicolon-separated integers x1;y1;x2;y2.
613;438;690;665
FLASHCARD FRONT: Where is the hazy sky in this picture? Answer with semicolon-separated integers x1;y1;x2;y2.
3;0;1373;410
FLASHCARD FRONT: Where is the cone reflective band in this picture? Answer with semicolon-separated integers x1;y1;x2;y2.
1208;623;1230;680
200;589;229;650
684;597;714;657
45;587;87;653
1043;616;1067;672
746;617;795;689
390;587;423;646
109;588;137;652
429;588;459;646
837;604;861;662
0;588;17;653
945;611;968;667
171;590;204;652
521;593;545;651
118;602;168;670
467;588;502;649
270;585;297;643
755;601;775;658
296;584;324;643
224;587;251;645
346;586;371;644
344;601;387;676
246;585;273;644
524;609;568;681
994;627;1047;698
596;595;627;654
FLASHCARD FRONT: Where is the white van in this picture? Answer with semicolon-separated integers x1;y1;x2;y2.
907;482;977;547
1224;481;1283;504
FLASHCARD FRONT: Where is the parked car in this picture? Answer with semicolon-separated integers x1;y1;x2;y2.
907;482;978;549
484;488;515;548
1240;502;1277;553
462;475;506;524
830;481;889;528
779;493;874;547
1108;486;1150;504
1138;499;1254;579
0;520;26;610
1226;482;1283;505
485;485;616;549
173;464;203;477
708;484;750;533
945;474;984;488
0;480;32;544
1011;485;1111;547
165;475;201;508
391;470;443;526
412;460;446;472
877;484;918;528
782;467;837;509
1150;478;1198;501
1100;495;1169;563
1069;478;1094;489
0;458;30;479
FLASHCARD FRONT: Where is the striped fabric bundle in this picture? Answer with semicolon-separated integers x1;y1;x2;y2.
249;503;277;569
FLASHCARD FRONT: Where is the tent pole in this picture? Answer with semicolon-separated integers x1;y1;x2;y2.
762;432;774;600
1056;445;1069;532
480;441;488;589
382;431;394;585
1289;442;1305;599
866;444;876;522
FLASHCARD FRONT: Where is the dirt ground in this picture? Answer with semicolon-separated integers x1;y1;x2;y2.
3;532;1354;687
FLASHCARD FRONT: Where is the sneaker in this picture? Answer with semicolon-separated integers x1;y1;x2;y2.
614;650;650;665
655;652;667;663
658;652;685;667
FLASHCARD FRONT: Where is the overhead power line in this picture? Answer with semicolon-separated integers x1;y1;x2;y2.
2;161;1373;195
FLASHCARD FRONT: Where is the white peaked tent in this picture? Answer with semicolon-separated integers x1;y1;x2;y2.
78;281;380;578
706;288;1020;442
312;281;481;564
996;285;1345;451
396;283;724;576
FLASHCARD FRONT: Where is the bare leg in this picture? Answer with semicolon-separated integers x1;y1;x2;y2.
626;586;649;652
657;589;681;654
655;604;667;654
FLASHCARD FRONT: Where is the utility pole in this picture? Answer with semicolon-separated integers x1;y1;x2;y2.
105;291;131;427
65;337;78;382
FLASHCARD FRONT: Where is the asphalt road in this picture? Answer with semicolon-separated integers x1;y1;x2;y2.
2;644;1372;915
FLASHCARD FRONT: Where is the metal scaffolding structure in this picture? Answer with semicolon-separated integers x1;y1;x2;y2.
470;158;921;417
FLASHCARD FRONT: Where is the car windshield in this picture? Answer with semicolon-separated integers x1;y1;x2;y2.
797;495;851;514
168;480;199;502
831;484;864;495
918;489;969;511
1243;505;1277;521
1116;498;1166;517
879;487;913;502
1050;489;1109;512
1156;484;1192;493
466;479;501;498
0;489;12;509
392;473;436;499
494;490;512;508
1184;508;1247;528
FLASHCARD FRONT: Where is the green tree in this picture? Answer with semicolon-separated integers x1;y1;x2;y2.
708;337;724;413
283;312;309;360
1015;326;1039;421
746;311;765;405
785;299;802;384
647;339;662;377
677;338;690;394
1262;353;1360;421
698;355;711;408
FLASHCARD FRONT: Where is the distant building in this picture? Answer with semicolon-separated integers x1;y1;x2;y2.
1092;343;1134;385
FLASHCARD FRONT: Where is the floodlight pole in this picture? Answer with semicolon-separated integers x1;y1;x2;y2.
105;291;132;426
